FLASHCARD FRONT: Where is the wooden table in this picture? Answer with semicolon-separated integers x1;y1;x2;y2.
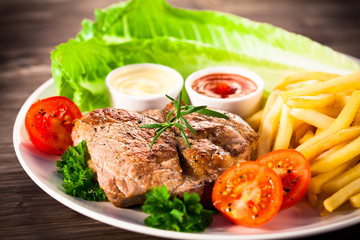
1;0;359;239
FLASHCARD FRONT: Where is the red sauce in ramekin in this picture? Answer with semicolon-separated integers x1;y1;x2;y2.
191;73;257;99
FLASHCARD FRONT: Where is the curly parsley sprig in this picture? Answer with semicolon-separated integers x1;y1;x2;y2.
56;140;107;201
140;91;229;149
142;185;215;232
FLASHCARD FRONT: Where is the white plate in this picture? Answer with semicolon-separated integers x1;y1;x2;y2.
13;79;360;239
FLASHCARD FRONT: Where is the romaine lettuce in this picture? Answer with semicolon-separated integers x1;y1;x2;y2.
51;0;360;112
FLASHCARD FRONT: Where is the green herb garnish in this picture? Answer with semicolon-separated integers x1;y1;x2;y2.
142;185;215;232
56;140;107;201
140;92;229;149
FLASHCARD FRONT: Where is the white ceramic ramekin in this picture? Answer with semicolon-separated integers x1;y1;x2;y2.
105;63;183;111
185;66;264;118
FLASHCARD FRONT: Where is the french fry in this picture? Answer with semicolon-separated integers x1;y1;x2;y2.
259;90;281;133
334;94;351;108
314;128;323;135
307;191;318;208
257;96;283;158
308;159;356;194
294;123;312;144
296;90;360;153
317;192;333;210
323;178;360;212
321;160;360;193
311;141;350;163
273;104;294;150
315;106;343;118
275;71;340;90
292;118;305;130
245;109;263;131
311;135;360;174
349;193;360;208
283;80;320;90
298;129;314;145
289;108;335;130
319;208;331;217
286;94;336;109
352;110;360;126
337;89;354;96
300;126;360;161
248;71;360;216
281;71;360;103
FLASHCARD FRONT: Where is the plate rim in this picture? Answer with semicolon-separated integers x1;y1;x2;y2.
13;78;360;240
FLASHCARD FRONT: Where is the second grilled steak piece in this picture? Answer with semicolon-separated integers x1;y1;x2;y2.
162;103;257;205
164;103;257;178
71;108;183;207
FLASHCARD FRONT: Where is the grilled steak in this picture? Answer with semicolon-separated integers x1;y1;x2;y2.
141;109;164;123
71;105;257;208
164;103;257;177
71;108;183;207
163;103;257;205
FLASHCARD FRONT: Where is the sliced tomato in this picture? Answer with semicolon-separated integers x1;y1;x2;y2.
212;161;283;227
25;96;82;155
257;149;311;209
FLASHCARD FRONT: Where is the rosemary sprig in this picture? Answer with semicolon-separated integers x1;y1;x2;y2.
139;91;229;149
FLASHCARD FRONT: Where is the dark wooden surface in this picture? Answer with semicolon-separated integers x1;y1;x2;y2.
1;0;359;239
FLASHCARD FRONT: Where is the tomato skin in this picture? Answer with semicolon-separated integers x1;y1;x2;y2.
212;161;283;227
25;96;82;155
257;149;311;209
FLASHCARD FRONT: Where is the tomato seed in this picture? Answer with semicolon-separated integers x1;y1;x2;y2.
252;206;259;214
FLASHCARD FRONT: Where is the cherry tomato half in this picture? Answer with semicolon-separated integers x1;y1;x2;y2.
257;149;311;209
25;96;82;155
212;161;283;227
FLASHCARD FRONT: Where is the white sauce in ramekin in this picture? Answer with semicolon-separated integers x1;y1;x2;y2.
109;67;178;96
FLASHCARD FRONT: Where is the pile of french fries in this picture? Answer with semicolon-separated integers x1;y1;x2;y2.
246;71;360;215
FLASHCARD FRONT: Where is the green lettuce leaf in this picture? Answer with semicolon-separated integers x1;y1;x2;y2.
51;0;360;112
51;39;118;111
76;0;359;72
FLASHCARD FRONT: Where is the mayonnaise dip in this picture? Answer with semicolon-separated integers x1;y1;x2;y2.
109;67;178;96
105;63;183;111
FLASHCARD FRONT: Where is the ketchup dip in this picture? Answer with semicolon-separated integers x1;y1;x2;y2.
185;66;264;118
191;73;257;99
